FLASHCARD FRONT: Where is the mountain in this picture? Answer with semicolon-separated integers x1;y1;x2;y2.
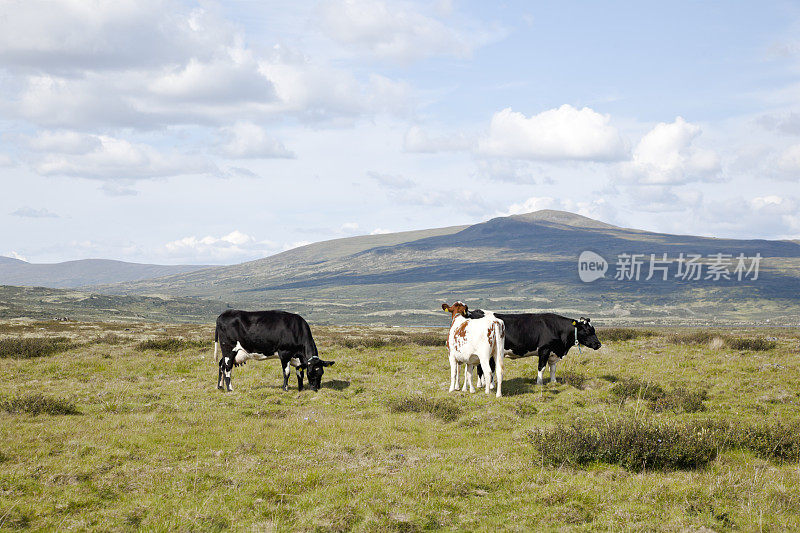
0;258;213;289
97;210;800;326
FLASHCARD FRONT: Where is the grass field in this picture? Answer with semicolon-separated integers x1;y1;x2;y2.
2;320;800;531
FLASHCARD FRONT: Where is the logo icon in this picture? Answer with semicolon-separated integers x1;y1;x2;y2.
578;251;607;282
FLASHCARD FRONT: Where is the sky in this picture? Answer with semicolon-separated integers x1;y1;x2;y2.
1;0;799;265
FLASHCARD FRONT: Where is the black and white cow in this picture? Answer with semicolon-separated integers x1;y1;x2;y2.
214;309;333;392
468;311;601;385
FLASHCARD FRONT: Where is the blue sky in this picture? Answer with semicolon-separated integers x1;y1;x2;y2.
1;0;799;264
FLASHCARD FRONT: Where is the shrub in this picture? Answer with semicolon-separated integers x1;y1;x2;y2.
668;331;718;345
527;418;720;471
388;395;462;422
91;332;125;345
560;370;589;389
725;337;776;351
610;378;665;402
1;393;80;415
136;337;207;352
0;336;74;359
652;388;708;413
611;378;707;413
599;328;658;342
733;422;800;461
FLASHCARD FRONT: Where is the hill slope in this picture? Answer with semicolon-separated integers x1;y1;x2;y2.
98;210;800;326
0;258;213;288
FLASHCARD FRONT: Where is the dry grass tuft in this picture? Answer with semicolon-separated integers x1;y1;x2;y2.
1;393;80;415
388;395;462;422
0;336;74;359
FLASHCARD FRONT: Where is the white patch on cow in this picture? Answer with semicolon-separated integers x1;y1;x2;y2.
537;368;544;385
289;357;301;367
224;369;231;378
284;363;291;377
232;341;270;363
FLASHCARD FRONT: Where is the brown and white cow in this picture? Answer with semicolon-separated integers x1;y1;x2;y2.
441;301;505;398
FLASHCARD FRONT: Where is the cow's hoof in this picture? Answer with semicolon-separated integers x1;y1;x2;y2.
537;380;544;386
496;392;502;398
282;386;288;392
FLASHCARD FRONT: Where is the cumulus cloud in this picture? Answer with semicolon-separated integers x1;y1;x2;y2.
619;117;720;185
163;230;277;262
24;130;101;153
32;134;217;181
370;228;391;235
478;105;627;161
0;154;14;167
217;122;294;159
703;195;800;239
318;0;474;62
340;222;360;233
11;207;60;218
500;196;617;223
775;143;800;180
368;171;415;189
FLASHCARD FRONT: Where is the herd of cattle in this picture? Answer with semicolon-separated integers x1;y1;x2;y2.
214;303;602;395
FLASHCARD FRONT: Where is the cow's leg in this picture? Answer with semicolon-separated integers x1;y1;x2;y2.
217;360;224;390
487;356;495;390
449;356;458;392
478;356;493;394
296;366;304;391
476;364;484;388
537;348;549;385
495;353;503;398
549;361;557;383
464;364;476;393
223;357;233;392
282;358;290;391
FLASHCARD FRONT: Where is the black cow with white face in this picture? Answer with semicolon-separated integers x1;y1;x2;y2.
469;311;601;385
214;309;333;392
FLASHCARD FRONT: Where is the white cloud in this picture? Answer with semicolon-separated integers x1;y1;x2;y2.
11;207;60;218
501;196;617;223
370;228;391;235
218;122;294;159
163;230;275;262
473;159;542;184
318;0;474;62
775;143;800;180
0;154;14;167
340;222;360;233
403;125;473;153
32;135;217;181
24;130;101;154
619;117;720;185
5;251;28;262
368;170;415;189
283;240;312;251
478;105;628;161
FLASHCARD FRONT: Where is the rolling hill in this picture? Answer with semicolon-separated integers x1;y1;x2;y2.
95;210;800;326
0;258;213;288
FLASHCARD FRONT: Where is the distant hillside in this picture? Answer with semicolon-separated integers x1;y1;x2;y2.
0;285;227;323
98;210;800;326
0;258;213;288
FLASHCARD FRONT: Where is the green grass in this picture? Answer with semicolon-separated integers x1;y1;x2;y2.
135;337;208;352
2;320;800;530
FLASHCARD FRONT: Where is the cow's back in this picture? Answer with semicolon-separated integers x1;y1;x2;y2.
216;309;316;356
495;312;568;354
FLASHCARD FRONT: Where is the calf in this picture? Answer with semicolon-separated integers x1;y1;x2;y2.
214;309;333;392
469;310;601;385
441;301;505;397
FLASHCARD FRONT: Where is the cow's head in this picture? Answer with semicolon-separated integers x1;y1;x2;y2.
573;317;601;350
442;301;469;319
306;356;334;391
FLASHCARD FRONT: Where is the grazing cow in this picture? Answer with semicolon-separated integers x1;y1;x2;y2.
213;309;333;392
441;301;505;397
468;310;601;385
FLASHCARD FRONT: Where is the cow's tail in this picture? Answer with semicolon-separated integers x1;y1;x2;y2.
493;320;505;395
213;323;219;361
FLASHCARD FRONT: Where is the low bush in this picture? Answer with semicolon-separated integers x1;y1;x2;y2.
136;337;207;352
0;336;74;359
328;332;445;349
1;393;80;415
668;331;776;351
91;332;125;345
388;395;462;422
599;328;659;342
610;378;665;402
527;417;719;471
560;370;589;389
725;337;776;351
611;378;707;413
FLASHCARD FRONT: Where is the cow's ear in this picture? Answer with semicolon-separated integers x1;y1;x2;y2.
441;303;450;311
322;360;334;367
585;317;591;323
572;320;577;326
